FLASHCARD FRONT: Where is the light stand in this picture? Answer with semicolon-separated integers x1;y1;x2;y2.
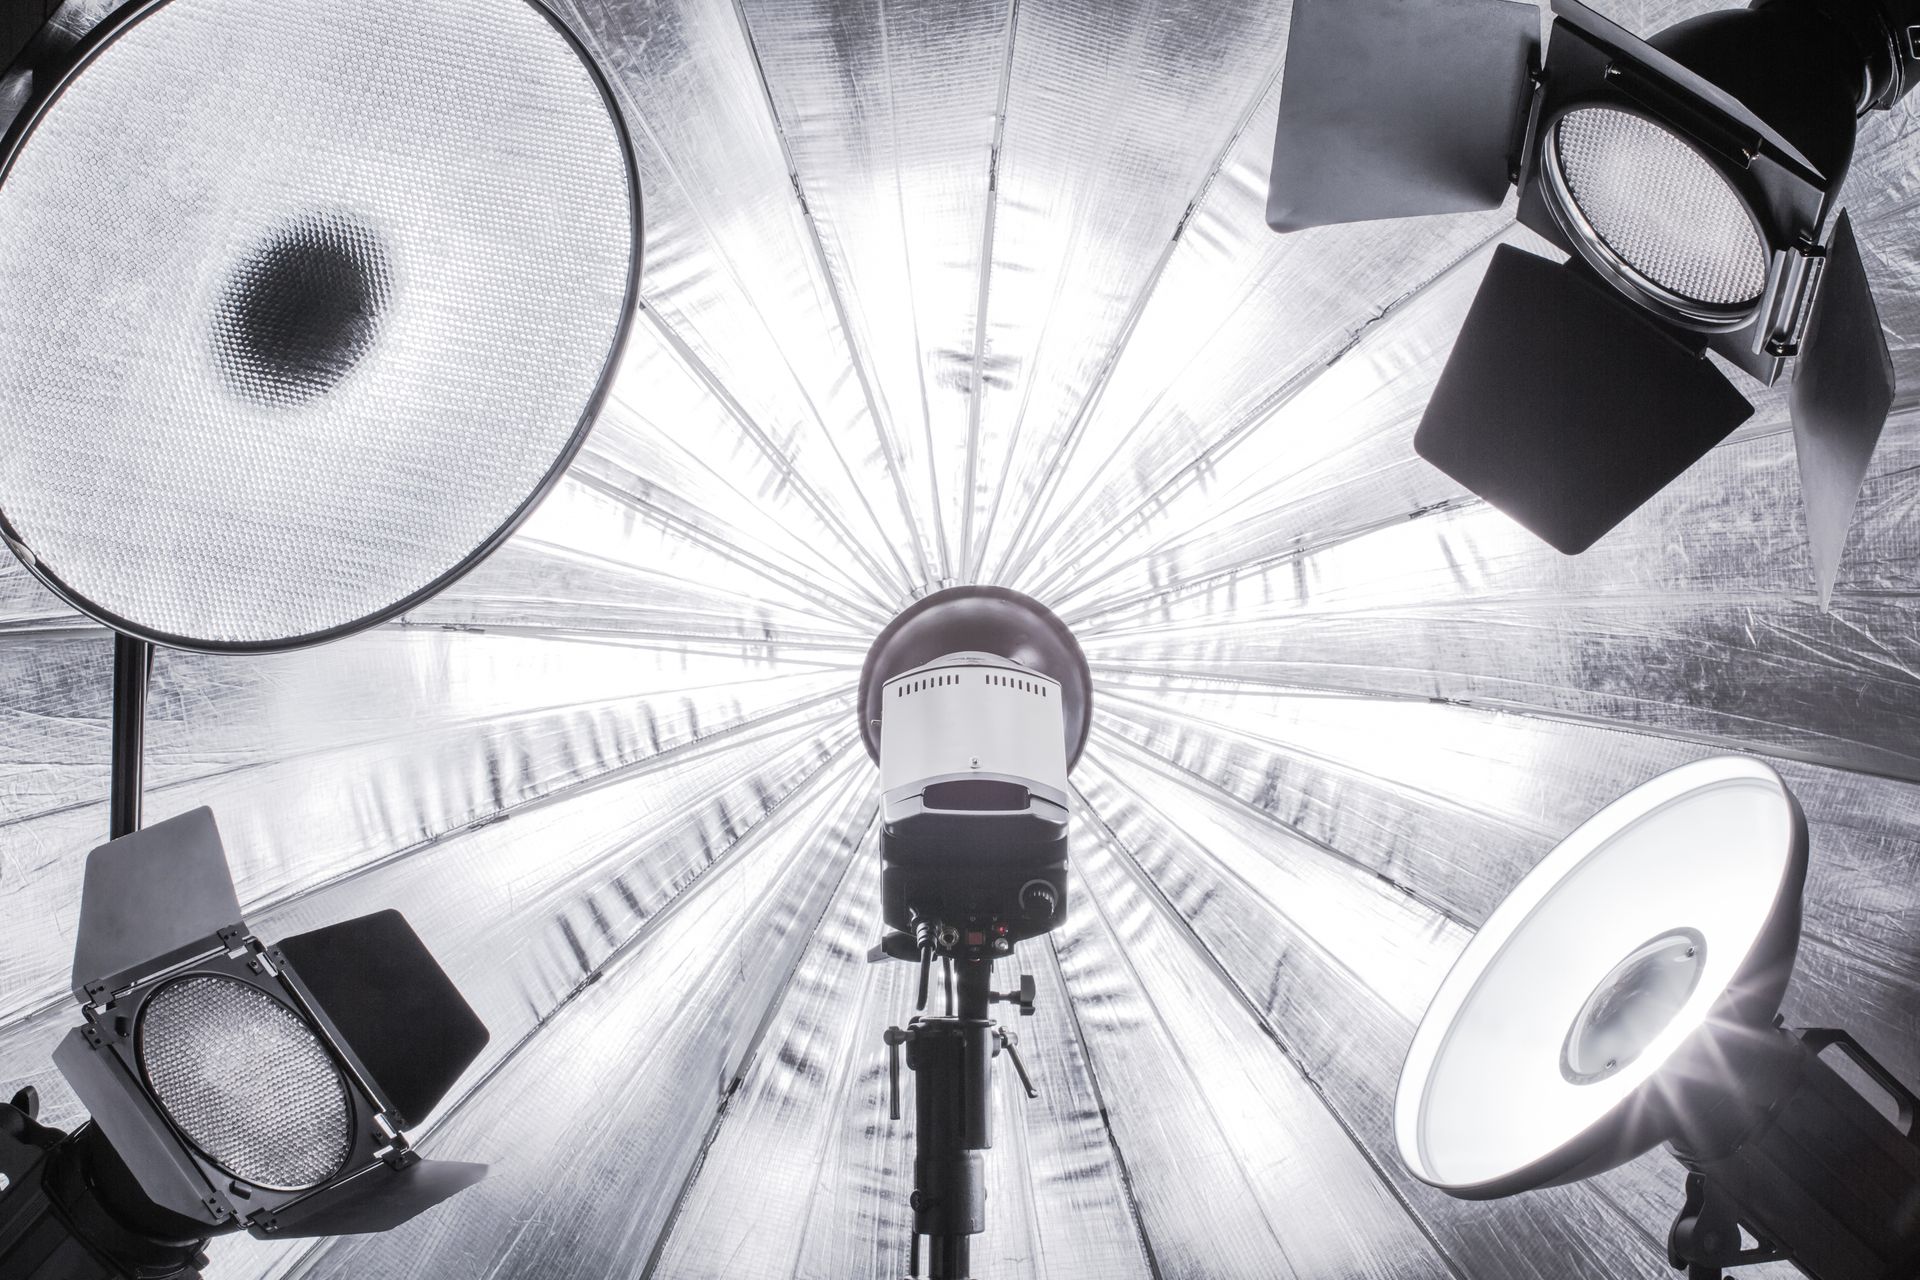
860;586;1089;1280
107;634;151;841
885;956;1037;1280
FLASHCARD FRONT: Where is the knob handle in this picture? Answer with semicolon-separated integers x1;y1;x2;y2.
1019;878;1059;920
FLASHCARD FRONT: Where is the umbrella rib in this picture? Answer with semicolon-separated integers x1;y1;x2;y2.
728;0;939;594
246;695;856;914
1086;706;1476;929
1062;793;1302;1273
547;1;915;600
880;0;957;587
565;467;893;629
984;55;1286;589
1074;776;1473;1280
957;0;1022;584
1019;226;1509;605
1083;657;1920;785
637;777;878;1280
640;303;913;602
1057;495;1482;629
1039;931;1168;1280
401;742;867;1144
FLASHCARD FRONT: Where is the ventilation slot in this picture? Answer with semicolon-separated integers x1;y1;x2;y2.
897;672;968;698
923;779;1031;812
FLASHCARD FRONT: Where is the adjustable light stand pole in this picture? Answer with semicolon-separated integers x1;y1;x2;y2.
108;633;152;840
885;955;1037;1280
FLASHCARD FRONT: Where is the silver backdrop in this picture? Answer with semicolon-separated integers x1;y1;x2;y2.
1;0;1917;1277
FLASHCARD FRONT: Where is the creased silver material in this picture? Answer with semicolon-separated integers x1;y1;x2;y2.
260;749;880;1280
1072;748;1676;1280
1052;809;1446;1279
649;849;1153;1280
0;0;1917;1277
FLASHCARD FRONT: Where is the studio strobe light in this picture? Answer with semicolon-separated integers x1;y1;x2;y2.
1267;0;1916;604
0;0;639;652
0;809;492;1280
861;587;1092;1280
1397;758;1920;1280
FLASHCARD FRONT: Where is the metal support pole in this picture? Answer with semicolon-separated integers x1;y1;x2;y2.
910;959;994;1280
108;634;152;840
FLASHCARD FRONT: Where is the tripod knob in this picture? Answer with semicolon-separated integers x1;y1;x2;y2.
992;973;1037;1016
883;1025;914;1120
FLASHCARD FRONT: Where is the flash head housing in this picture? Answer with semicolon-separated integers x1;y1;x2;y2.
862;588;1090;948
860;585;1091;770
876;650;1071;944
53;807;489;1238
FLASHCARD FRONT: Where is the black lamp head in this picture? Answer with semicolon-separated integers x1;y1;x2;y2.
1268;0;1907;604
53;808;490;1239
859;585;1092;770
1514;0;1864;380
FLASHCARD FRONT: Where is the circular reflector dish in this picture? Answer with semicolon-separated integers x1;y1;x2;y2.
1546;107;1769;317
0;0;639;651
1396;756;1806;1197
138;974;353;1191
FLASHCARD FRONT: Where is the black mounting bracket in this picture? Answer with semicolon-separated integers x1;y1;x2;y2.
1669;1170;1788;1277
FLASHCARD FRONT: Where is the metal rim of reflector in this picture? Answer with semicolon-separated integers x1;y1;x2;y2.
1541;104;1770;329
0;0;642;653
1395;756;1806;1197
137;973;355;1192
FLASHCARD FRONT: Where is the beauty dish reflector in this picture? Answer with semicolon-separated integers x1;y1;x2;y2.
0;0;639;651
1396;756;1807;1198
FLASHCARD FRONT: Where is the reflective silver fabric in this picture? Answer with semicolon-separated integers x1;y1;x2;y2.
2;0;1917;1277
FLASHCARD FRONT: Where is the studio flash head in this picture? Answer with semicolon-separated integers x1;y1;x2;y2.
0;808;491;1280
